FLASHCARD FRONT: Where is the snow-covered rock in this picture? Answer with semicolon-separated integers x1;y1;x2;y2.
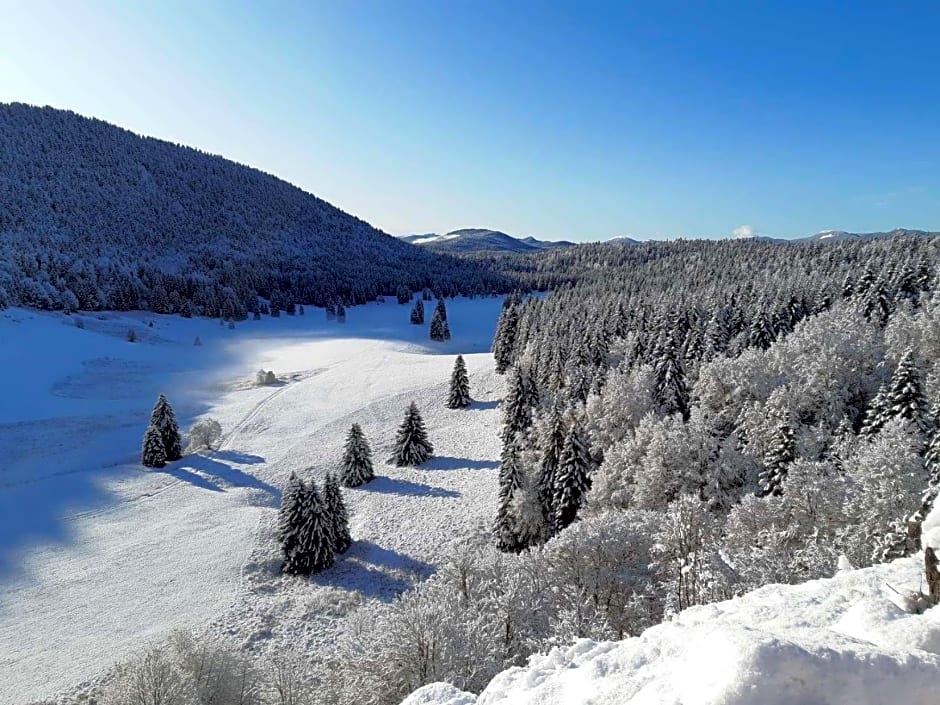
403;552;940;704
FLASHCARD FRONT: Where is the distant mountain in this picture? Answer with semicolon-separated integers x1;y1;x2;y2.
0;104;509;313
400;228;575;254
796;228;940;243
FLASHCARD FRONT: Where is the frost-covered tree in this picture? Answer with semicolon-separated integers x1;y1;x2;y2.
492;301;519;374
654;338;689;420
758;420;795;497
147;393;182;462
277;472;311;575
410;298;425;325
301;479;336;573
340;423;374;487
537;405;566;528
429;306;451;341
501;367;533;444
447;355;471;409
434;297;448;321
860;382;889;436
393;402;434;466
141;425;167;468
884;347;930;434
494;437;526;553
185;417;222;453
324;472;352;554
553;416;592;532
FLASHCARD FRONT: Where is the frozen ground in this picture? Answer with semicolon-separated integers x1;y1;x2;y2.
404;516;940;705
0;297;505;703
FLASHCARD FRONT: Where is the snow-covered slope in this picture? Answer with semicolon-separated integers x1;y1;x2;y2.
400;229;575;254
0;298;504;702
405;526;940;704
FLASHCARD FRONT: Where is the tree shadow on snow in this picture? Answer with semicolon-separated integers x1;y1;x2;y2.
211;450;265;465
315;540;435;600
423;455;499;472
359;476;459;498
163;454;280;505
467;399;500;411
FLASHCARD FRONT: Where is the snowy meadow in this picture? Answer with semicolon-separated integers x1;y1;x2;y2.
0;297;505;701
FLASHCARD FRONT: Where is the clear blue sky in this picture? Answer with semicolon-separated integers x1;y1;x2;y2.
2;1;939;241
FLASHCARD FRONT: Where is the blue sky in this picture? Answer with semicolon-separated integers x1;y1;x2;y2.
2;1;939;241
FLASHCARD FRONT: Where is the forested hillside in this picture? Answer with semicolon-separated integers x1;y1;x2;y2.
0;104;510;316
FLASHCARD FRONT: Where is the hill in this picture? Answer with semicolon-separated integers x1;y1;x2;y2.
0;104;509;316
400;228;575;254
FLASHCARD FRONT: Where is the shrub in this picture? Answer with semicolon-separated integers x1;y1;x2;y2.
186;418;222;453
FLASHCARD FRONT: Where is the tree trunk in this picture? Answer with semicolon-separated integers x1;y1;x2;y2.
925;547;940;607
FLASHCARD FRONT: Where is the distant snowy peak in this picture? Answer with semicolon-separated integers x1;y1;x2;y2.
799;228;939;243
400;229;575;254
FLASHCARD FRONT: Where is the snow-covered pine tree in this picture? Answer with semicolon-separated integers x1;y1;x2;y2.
884;347;930;434
148;393;182;461
434;298;447;321
429;306;450;341
299;479;336;573
492;301;519;374
494;436;526;553
446;355;471;409
277;472;310;575
553;416;592;532
501;367;532;444
758;421;795;497
340;423;374;487
860;382;889;436
323;472;352;554
653;338;690;420
141;424;167;468
393;402;434;466
410;298;425;325
537;405;566;531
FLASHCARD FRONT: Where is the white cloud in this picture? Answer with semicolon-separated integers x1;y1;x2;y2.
732;225;758;239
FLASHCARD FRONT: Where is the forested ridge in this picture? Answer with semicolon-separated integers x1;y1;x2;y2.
0;103;510;316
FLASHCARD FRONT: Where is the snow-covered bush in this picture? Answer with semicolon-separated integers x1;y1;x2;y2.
256;369;277;386
186;418;222;453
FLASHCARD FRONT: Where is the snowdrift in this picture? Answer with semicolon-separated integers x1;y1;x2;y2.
405;525;940;704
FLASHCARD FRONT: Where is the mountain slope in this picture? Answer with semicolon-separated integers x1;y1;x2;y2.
0;104;509;314
401;228;575;254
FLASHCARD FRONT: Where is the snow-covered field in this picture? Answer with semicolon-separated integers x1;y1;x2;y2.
0;298;505;703
404;523;940;705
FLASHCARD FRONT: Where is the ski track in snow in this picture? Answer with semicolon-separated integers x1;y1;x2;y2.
0;298;504;703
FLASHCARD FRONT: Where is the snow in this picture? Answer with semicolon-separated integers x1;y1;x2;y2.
0;297;505;702
405;525;940;704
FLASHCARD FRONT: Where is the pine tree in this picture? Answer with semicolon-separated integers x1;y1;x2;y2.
434;298;447;321
501;367;532;444
300;480;336;573
141;425;167;468
323;473;352;554
494;436;525;553
492;302;519;374
410;298;425;325
148;394;182;461
537;405;565;530
758;421;795;497
277;473;310;575
885;348;929;434
860;382;889;436
447;355;471;409
340;423;374;487
654;339;690;420
553;416;592;532
429;307;450;341
393;402;434;466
